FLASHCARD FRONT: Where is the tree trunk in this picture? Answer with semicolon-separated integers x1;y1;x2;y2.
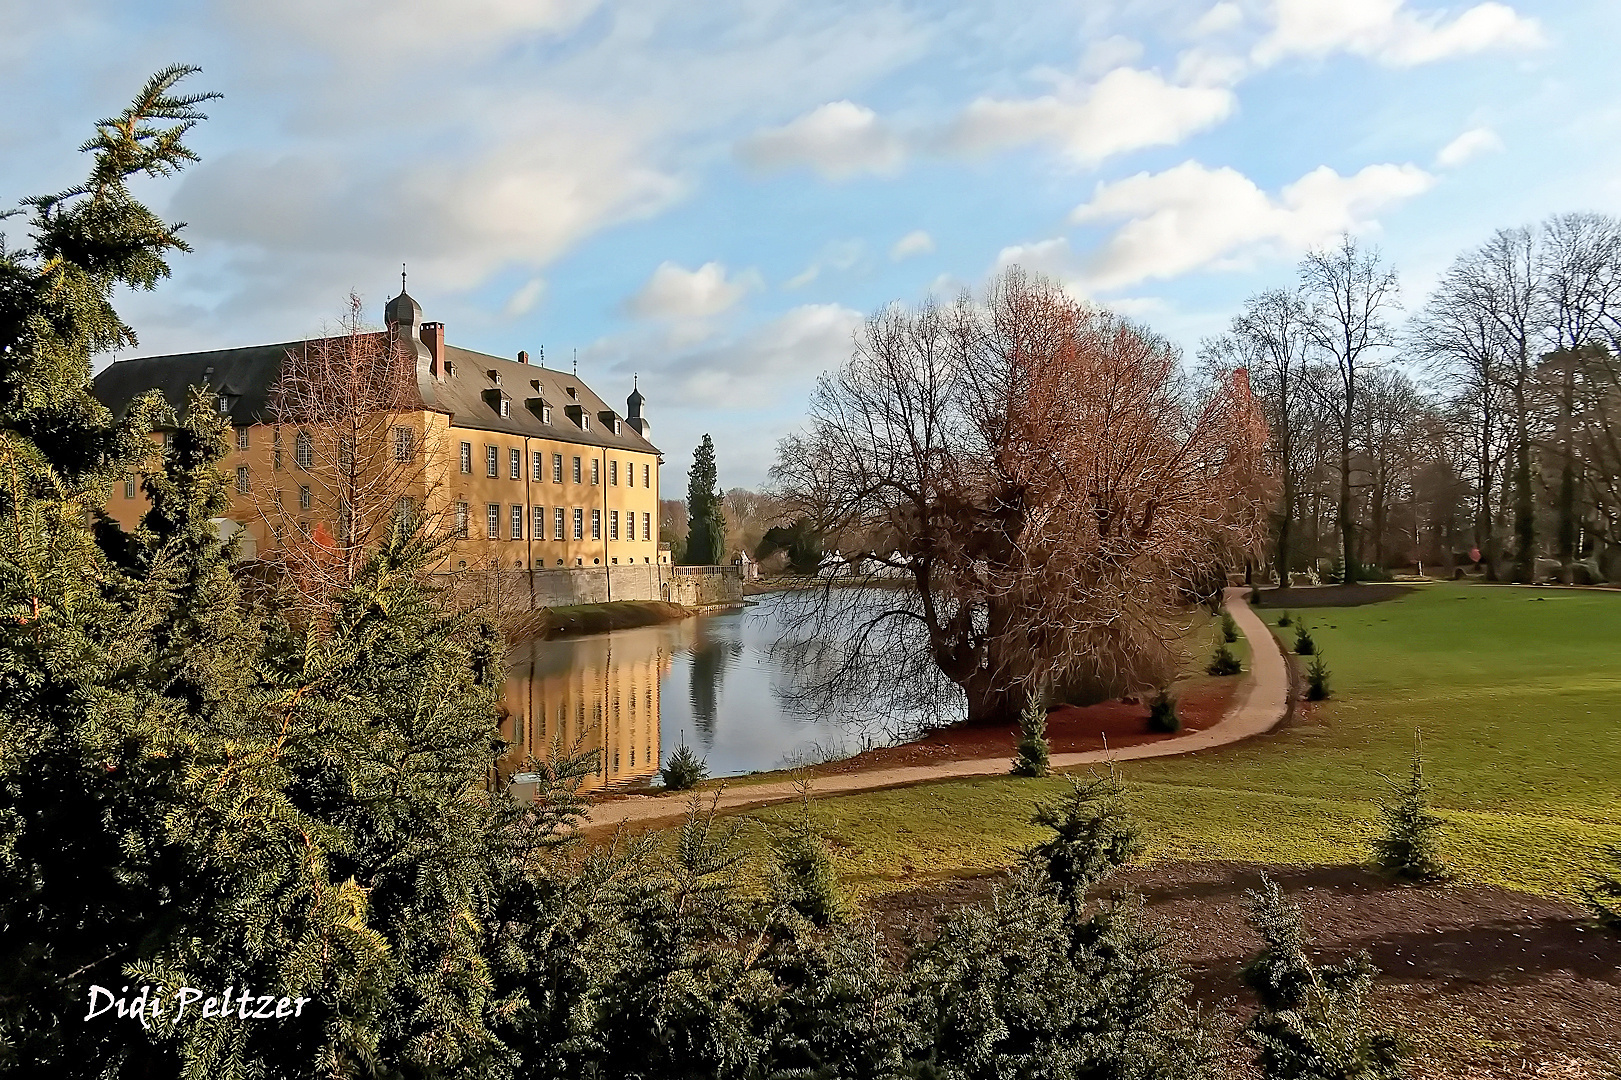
1512;375;1535;584
1339;418;1358;585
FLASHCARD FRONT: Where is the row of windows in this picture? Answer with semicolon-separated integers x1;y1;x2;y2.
226;427;416;467
458;442;651;488
454;503;653;543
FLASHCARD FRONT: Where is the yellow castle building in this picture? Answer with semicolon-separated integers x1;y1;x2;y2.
92;287;664;573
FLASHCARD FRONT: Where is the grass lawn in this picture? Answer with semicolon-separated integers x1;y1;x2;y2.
732;583;1621;900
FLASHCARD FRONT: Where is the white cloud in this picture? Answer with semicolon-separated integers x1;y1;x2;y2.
628;261;755;321
503;277;547;317
949;66;1237;166
1253;0;1544;68
737;101;905;180
223;0;600;58
600;303;862;407
890;229;935;261
993;237;1082;283
783;239;867;290
1435;126;1504;168
1191;2;1245;37
1067;159;1435;290
1078;36;1145;77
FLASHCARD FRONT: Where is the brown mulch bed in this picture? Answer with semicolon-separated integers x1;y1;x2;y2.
1252;583;1417;608
802;676;1241;778
866;860;1621;1078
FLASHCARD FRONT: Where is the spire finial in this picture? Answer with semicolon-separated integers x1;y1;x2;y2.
633;372;638;390
400;263;407;294
573;348;578;377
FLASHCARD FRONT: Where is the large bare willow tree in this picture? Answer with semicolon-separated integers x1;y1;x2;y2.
771;271;1270;727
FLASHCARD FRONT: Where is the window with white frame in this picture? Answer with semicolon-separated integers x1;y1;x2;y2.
236;427;249;451
572;508;583;540
123;477;136;499
299;485;311;510
531;450;542;482
554;507;565;540
609;510;619;540
486;445;498;478
571;456;582;484
591;508;601;540
393;426;414;463
235;466;250;494
643;462;650;487
295;431;312;469
552;453;563;483
499;398;512;418
511;504;523;539
509;447;521;480
642;512;651;542
532;505;545;537
610;460;618;485
487;503;501;538
455;502;469;538
459;441;472;474
590;458;599;485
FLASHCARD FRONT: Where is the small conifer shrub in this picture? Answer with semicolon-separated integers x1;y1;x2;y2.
1243;876;1405;1079
1207;642;1242;676
1277;611;1293;627
661;740;709;791
1373;742;1451;883
1221;611;1239;643
1026;771;1144;907
1249;584;1263;606
1579;845;1621;932
1146;690;1180;733
1293;624;1316;655
1306;653;1331;701
769;779;848;927
1011;693;1051;777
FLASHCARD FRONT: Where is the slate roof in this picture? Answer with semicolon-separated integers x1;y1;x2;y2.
92;337;661;458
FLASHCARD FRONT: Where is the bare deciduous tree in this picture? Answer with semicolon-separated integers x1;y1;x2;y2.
1300;236;1401;585
258;293;447;611
771;271;1270;727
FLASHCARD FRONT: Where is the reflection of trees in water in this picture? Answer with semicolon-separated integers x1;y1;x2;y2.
687;636;742;747
756;590;963;741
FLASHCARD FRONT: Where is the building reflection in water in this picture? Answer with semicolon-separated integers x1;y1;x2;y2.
498;623;690;795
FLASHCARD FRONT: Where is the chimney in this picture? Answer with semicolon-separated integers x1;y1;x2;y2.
518;350;529;364
421;321;446;380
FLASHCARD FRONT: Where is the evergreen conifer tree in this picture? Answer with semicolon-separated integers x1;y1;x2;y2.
1011;692;1051;777
682;434;726;565
1242;875;1404;1079
1373;741;1451;883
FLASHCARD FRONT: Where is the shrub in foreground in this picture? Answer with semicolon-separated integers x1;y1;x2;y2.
661;740;709;790
1012;693;1052;777
1277;611;1293;627
1207;642;1242;676
769;781;848;927
1306;653;1332;701
1293;624;1316;655
1220;612;1239;643
1147;690;1181;733
1373;746;1452;883
1243;876;1405;1079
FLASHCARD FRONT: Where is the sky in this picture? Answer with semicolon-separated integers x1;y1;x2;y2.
4;0;1620;487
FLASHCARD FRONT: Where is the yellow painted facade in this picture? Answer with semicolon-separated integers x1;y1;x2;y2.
101;414;663;570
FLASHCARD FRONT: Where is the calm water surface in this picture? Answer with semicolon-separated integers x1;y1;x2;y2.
498;592;893;791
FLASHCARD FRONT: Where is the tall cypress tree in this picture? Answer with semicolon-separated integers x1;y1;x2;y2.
683;433;726;565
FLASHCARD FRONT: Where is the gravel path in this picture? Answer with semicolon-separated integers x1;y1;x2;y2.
584;587;1290;830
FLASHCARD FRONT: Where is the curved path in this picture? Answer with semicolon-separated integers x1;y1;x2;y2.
584;588;1289;830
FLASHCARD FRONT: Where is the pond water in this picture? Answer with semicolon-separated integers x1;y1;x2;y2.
497;592;904;792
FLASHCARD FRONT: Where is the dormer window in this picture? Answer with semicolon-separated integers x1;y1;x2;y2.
487;369;501;384
542;405;552;424
566;386;578;399
483;388;512;417
217;394;231;414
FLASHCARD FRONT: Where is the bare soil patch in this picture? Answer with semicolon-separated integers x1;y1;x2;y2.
802;676;1240;778
1253;583;1417;608
867;860;1621;1078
